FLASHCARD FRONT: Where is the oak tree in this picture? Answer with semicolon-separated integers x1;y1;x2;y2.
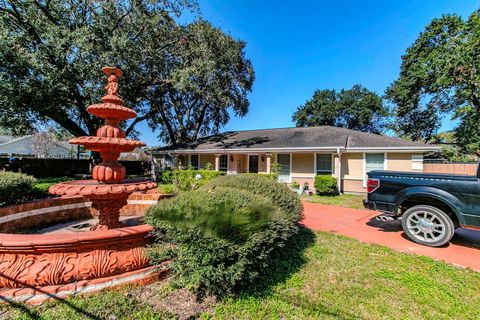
386;9;480;154
0;1;254;146
293;84;388;134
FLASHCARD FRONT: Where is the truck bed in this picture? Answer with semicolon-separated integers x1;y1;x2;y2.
370;170;478;182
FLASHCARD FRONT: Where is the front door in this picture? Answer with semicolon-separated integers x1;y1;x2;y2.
248;155;259;173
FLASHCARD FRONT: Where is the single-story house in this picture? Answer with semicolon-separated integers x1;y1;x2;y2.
150;126;441;193
0;135;76;158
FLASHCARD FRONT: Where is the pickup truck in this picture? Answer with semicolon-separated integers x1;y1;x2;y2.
363;167;480;247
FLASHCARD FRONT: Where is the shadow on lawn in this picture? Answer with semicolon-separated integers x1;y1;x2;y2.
236;227;358;319
0;274;102;320
240;225;316;296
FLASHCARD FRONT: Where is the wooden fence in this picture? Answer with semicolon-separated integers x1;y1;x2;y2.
0;157;151;178
423;161;478;176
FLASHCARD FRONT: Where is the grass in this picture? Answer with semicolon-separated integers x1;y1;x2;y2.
157;183;175;194
301;193;366;209
3;231;480;319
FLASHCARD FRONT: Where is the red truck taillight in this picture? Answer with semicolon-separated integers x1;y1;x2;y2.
367;178;380;193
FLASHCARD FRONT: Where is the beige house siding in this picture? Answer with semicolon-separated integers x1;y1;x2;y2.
290;153;315;188
169;151;422;194
341;153;363;180
291;153;314;177
342;179;365;193
387;153;422;172
199;154;215;169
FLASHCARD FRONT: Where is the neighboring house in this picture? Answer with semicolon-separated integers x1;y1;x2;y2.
150;126;441;193
0;135;76;158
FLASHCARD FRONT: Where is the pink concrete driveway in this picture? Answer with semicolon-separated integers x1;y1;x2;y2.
301;201;480;272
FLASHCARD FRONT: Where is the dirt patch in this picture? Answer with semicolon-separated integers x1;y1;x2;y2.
133;279;216;320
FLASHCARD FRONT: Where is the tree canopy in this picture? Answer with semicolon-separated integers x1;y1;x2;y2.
292;84;388;134
0;0;254;145
385;9;480;154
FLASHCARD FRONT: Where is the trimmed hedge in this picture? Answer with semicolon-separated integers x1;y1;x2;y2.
146;174;303;296
171;169;223;191
241;172;278;180
314;175;338;196
0;171;37;206
203;174;303;223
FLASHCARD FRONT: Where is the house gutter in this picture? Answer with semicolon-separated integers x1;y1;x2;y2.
151;146;441;155
337;147;342;194
151;146;347;154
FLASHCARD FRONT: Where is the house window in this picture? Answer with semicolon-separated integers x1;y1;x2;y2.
190;154;199;170
163;154;173;170
219;155;228;172
365;153;385;173
277;154;291;183
316;154;332;175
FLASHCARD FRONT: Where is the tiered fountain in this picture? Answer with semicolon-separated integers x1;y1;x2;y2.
49;67;156;230
0;67;164;304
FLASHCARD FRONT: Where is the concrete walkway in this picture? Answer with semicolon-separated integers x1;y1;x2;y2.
301;201;480;272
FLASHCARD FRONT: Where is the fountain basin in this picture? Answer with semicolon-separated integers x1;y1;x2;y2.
0;224;164;304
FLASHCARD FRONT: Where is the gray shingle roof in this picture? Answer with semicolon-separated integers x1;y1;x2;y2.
152;126;439;153
0;135;14;145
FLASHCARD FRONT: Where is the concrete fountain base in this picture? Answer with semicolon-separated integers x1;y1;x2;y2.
0;224;166;304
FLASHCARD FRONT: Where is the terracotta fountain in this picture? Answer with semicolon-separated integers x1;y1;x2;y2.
0;67;165;304
49;67;156;230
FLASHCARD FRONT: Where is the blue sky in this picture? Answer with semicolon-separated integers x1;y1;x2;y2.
138;0;478;146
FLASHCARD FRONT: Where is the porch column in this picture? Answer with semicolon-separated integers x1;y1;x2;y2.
266;153;272;174
214;154;221;171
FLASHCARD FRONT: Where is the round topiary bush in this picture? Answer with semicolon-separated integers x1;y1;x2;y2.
0;171;37;206
314;175;338;196
145;174;303;296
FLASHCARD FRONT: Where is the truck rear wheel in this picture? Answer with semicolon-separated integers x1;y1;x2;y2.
402;205;455;247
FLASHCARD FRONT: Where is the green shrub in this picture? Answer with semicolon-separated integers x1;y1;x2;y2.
242;172;277;180
203;162;214;170
203;174;303;223
146;174;303;296
291;181;300;189
157;170;174;184
172;169;223;191
314;175;338;196
157;184;175;194
0;171;37;206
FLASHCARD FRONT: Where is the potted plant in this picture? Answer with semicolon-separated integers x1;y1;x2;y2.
303;181;313;195
291;181;302;194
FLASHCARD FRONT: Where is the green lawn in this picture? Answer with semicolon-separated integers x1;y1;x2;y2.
157;183;175;194
3;231;480;319
301;193;366;209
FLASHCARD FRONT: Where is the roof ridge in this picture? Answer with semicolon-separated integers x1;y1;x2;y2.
220;125;335;133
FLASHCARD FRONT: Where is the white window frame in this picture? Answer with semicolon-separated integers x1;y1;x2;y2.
363;152;387;187
314;153;334;176
276;153;292;183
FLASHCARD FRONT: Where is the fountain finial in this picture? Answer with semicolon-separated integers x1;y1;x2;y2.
101;66;124;105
